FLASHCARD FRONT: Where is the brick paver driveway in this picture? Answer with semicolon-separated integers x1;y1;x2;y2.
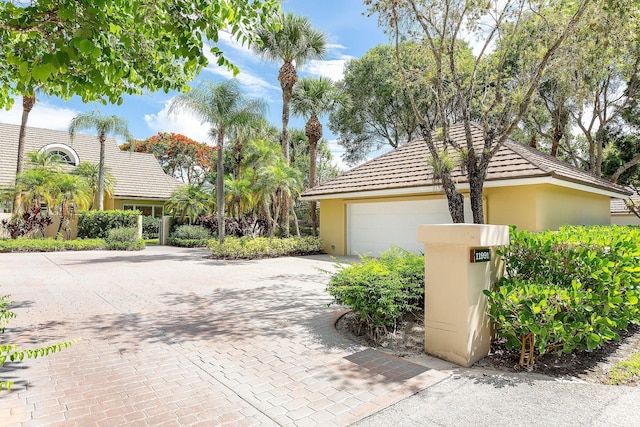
0;246;447;426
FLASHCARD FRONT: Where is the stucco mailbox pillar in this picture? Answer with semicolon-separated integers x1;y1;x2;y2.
417;224;509;367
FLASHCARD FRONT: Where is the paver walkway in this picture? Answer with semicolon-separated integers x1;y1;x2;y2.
0;247;447;426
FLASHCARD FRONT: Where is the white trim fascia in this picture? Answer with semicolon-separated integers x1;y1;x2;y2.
302;176;628;201
113;195;169;201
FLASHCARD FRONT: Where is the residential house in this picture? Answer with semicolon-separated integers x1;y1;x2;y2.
301;123;630;256
0;122;182;217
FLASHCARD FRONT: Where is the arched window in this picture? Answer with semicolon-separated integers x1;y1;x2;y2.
39;144;80;166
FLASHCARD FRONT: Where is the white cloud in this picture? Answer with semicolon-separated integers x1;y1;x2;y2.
204;66;280;98
0;99;78;130
144;100;213;144
326;138;362;172
201;42;279;98
216;32;259;60
303;56;354;81
326;43;347;51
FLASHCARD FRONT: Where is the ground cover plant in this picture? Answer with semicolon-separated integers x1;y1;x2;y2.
208;236;321;259
608;351;640;385
485;226;640;367
1;291;75;390
326;247;424;341
0;238;106;252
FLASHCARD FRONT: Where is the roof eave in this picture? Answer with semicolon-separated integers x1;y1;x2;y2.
301;175;630;201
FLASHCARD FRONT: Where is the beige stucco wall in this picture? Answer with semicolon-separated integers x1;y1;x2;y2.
484;185;538;231
318;183;614;255
485;184;611;231
535;184;610;229
319;198;347;255
611;214;640;226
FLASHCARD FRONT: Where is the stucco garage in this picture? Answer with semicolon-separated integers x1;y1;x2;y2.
347;199;472;255
302;123;630;256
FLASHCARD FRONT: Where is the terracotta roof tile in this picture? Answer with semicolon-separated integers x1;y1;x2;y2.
0;122;181;200
303;122;629;198
611;188;639;215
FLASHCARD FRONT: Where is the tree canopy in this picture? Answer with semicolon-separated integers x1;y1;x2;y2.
367;0;596;223
0;0;281;108
122;133;216;185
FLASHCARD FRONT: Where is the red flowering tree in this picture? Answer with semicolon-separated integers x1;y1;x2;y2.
121;133;216;184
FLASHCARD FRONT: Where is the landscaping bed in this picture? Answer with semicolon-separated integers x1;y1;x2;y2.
336;310;640;385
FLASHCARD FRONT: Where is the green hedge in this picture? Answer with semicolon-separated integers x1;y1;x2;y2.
208;236;322;259
0;238;106;252
326;247;424;341
77;210;140;239
485;226;640;367
105;227;145;251
142;216;160;239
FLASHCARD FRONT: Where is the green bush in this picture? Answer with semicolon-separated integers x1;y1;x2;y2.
105;227;145;251
77;210;140;239
208;236;322;259
485;226;640;367
142;216;160;239
171;224;212;240
326;247;425;341
166;225;212;247
0;238;107;252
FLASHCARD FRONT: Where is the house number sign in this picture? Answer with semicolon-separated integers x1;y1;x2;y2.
470;248;491;263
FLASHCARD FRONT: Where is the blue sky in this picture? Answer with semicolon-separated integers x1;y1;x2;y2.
0;1;389;170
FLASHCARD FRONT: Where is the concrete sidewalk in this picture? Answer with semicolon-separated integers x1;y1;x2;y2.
0;246;638;426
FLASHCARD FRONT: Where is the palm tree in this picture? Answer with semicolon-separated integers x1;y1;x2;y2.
169;79;267;242
49;174;92;238
291;77;341;236
165;184;213;225
72;162;117;210
253;13;327;162
15;94;37;176
253;13;326;237
68;111;132;210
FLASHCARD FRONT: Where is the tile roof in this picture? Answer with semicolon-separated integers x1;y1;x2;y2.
611;188;639;215
303;122;630;198
0;122;181;200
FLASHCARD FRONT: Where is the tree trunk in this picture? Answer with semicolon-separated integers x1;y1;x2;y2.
98;134;106;211
306;116;322;236
14;95;36;213
468;169;485;224
279;61;298;238
419;124;465;223
217;132;225;242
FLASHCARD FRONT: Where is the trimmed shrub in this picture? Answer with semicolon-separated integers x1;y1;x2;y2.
167;225;212;247
326;247;425;341
208;236;321;259
105;227;145;251
172;224;211;240
142;216;160;240
0;238;106;252
77;210;140;239
485;226;640;367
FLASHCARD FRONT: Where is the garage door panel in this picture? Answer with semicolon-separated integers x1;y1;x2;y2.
347;199;472;255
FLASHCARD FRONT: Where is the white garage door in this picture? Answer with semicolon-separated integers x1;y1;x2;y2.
347;199;473;255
